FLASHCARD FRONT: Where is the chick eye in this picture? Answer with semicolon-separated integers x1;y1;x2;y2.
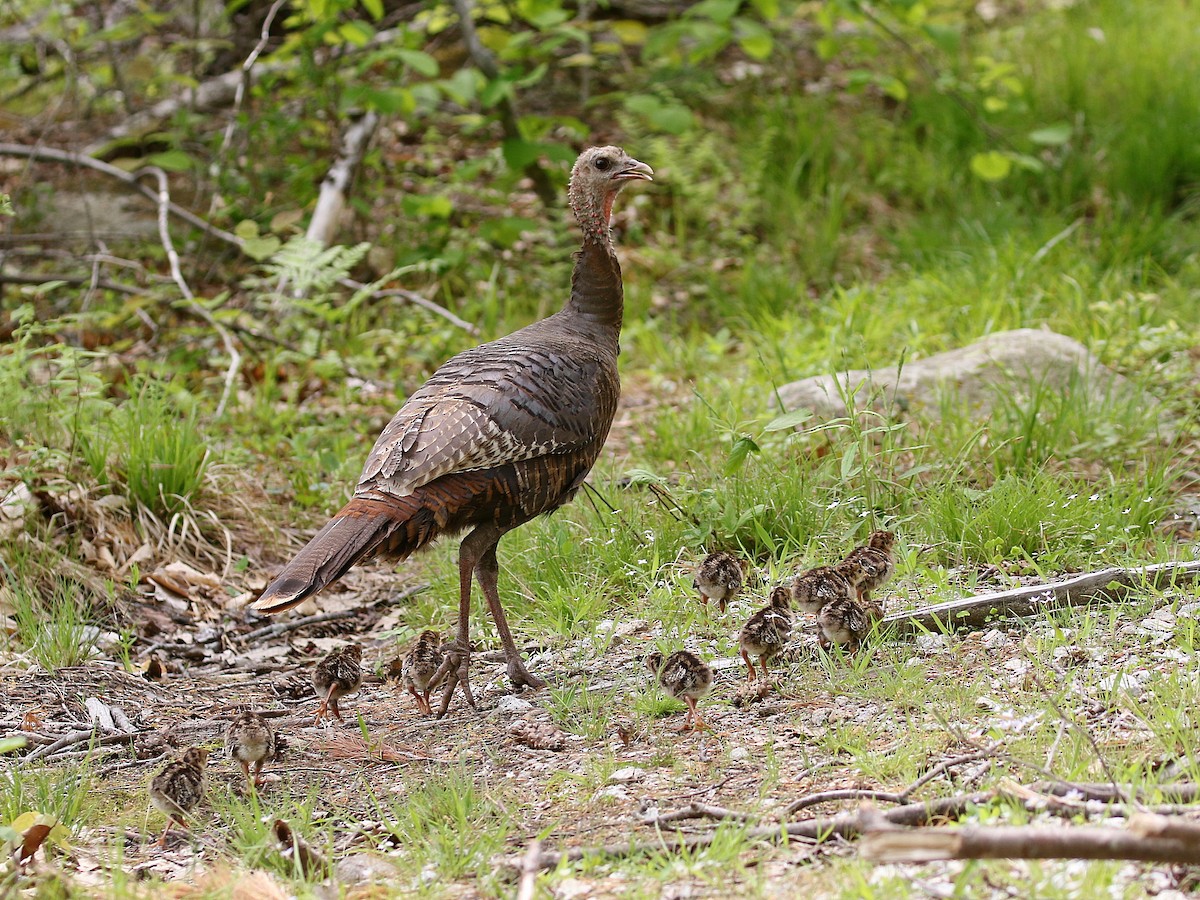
594;157;611;171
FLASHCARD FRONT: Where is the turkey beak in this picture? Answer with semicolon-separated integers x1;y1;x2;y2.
615;159;653;182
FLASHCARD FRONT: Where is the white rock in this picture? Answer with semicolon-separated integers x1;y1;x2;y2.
730;747;751;762
592;785;630;803
495;696;533;715
916;634;949;653
608;766;646;784
981;629;1007;650
774;328;1155;423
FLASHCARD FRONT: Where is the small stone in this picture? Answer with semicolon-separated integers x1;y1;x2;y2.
496;696;533;715
980;629;1006;650
592;785;630;803
608;766;646;784
916;634;949;653
730;747;750;762
595;619;616;634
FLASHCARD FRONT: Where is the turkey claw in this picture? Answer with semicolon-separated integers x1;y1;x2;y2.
432;641;476;718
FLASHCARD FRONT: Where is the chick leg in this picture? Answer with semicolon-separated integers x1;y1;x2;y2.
253;759;266;788
759;656;771;681
314;683;337;725
685;696;708;732
739;648;758;681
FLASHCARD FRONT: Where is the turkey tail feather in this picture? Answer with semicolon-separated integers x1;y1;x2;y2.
252;495;431;614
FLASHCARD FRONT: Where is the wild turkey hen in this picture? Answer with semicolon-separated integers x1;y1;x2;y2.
253;146;652;716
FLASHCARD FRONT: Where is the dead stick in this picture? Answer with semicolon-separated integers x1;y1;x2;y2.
515;838;541;900
900;745;1000;801
647;802;755;825
1128;813;1200;843
1029;781;1200;804
528;792;994;871
882;560;1200;637
26;728;140;762
784;790;904;816
860;823;1200;864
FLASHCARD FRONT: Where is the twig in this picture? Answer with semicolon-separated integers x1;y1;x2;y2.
783;790;904;817
0;271;143;294
341;282;480;336
1128;813;1200;843
448;0;556;206
139;165;241;418
25;728;141;762
899;744;1000;801
1029;781;1200;805
515;839;541;900
0;142;244;247
860;821;1200;865
646;802;755;825
524;792;993;871
882;560;1200;637
211;0;288;176
0;142;481;338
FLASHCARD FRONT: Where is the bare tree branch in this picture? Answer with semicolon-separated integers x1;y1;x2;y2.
860;822;1200;864
305;110;381;249
882;559;1200;637
139;165;241;418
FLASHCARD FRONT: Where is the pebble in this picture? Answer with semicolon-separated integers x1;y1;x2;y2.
608;766;646;784
496;696;533;715
730;747;750;762
915;634;949;653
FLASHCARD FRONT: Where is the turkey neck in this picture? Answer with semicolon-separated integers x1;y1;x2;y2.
564;192;624;336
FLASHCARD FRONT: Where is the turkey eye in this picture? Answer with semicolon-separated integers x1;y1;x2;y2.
594;157;611;171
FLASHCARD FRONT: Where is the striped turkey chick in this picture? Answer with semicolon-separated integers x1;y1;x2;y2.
225;711;275;789
312;644;364;725
645;650;713;732
817;595;883;653
789;561;862;615
738;585;794;681
149;747;208;847
694;550;747;613
401;630;444;716
841;530;897;602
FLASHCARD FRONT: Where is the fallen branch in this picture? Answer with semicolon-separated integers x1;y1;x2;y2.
515;839;541;900
1128;812;1200;843
882;559;1200;637
645;801;755;825
860;822;1200;865
1030;780;1200;805
784;789;904;816
305;110;381;250
0;271;144;294
25;728;141;762
526;792;993;871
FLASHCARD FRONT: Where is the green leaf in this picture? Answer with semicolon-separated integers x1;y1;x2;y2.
479;216;539;248
337;20;374;46
396;48;439;77
723;435;761;475
146;149;193;172
0;193;13;217
984;96;1007;113
360;0;383;19
611;20;647;44
840;442;860;481
749;0;780;19
688;0;740;24
0;736;25;753
515;0;569;28
1028;122;1072;146
242;235;282;262
764;408;813;432
734;18;773;60
234;219;262;240
970;151;1012;182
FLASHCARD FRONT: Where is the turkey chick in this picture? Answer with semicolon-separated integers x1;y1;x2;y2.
645;649;714;732
401;630;445;716
695;551;747;613
817;595;883;653
790;561;862;615
225;711;275;789
312;644;364;725
738;585;794;681
841;530;897;602
149;747;208;847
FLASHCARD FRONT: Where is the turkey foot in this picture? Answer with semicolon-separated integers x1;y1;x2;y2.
506;656;546;691
433;640;476;718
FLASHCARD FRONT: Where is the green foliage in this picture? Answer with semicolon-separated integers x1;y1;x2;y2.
110;381;210;518
6;572;98;670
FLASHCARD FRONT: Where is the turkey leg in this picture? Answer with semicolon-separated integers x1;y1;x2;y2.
433;528;486;717
476;541;546;691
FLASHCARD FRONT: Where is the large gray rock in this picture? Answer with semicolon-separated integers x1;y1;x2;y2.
775;328;1149;420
